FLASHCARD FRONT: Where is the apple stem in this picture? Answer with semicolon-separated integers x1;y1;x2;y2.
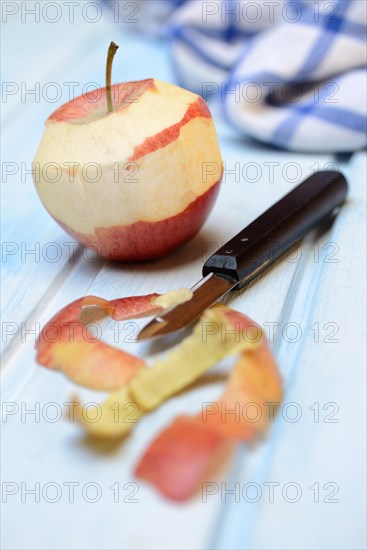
106;41;119;114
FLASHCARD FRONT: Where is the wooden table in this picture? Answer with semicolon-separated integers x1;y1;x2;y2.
1;7;366;550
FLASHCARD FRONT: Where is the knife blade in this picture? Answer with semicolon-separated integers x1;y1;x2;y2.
137;273;235;340
137;170;348;341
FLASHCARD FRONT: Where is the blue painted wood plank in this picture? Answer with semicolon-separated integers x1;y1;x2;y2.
213;152;366;550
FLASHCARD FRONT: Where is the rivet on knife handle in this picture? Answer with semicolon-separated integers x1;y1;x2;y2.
202;171;348;289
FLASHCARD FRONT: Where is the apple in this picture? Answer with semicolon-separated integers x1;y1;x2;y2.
33;42;223;261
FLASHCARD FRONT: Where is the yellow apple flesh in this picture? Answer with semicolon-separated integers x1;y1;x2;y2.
33;79;223;260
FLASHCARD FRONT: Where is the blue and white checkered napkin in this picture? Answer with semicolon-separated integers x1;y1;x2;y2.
105;0;367;152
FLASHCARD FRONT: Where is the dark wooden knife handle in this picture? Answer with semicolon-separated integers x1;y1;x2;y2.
202;170;348;289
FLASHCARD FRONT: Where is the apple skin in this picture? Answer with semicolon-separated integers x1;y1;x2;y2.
33;79;223;261
57;181;220;261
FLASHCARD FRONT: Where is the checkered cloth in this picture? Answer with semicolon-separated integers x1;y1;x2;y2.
104;0;367;152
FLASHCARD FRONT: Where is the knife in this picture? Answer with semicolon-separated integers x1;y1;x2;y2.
137;170;348;341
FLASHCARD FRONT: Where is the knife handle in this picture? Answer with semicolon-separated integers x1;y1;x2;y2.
202;170;348;289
